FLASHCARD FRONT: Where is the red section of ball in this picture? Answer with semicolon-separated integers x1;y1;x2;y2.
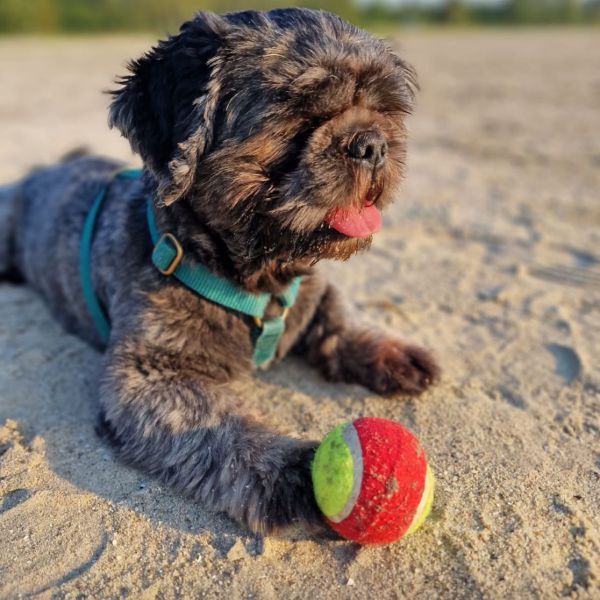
327;417;428;544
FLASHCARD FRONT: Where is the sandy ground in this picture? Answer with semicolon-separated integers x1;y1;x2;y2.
0;29;599;599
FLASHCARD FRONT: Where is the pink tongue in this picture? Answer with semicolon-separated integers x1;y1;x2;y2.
325;204;382;238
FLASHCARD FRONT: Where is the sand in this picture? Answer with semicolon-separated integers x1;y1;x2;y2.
0;30;599;599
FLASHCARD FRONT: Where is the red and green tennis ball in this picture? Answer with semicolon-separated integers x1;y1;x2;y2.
311;417;434;545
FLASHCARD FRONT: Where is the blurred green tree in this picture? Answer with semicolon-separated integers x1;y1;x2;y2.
561;0;583;22
0;0;597;33
507;0;584;23
0;0;58;32
442;0;471;23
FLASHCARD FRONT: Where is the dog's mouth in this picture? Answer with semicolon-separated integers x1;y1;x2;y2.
324;202;382;238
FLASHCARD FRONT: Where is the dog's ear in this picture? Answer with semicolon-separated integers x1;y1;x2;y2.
389;51;419;113
109;12;228;205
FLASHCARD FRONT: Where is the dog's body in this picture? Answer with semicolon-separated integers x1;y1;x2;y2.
0;9;438;536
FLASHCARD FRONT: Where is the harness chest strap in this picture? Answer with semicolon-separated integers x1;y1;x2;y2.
80;168;142;343
80;169;302;367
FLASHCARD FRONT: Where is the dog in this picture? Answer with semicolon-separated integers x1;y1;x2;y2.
0;8;438;536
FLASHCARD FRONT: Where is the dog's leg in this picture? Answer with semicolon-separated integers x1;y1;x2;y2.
297;284;439;396
99;338;324;536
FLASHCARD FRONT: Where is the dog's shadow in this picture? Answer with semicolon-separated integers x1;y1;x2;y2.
0;283;387;548
256;355;374;416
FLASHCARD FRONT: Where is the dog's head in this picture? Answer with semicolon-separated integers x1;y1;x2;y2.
110;9;417;288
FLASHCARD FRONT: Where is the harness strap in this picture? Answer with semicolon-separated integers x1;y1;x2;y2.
80;168;302;367
146;202;302;366
80;168;142;343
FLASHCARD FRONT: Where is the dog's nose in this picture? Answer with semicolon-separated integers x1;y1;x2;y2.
346;130;387;169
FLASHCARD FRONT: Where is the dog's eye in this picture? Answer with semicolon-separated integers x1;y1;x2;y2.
265;122;323;183
294;113;333;139
295;115;336;149
307;115;332;131
263;114;334;183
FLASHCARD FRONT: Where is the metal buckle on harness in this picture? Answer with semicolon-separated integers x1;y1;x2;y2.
254;306;290;328
155;233;183;276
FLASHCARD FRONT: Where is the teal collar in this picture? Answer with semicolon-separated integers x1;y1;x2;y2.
80;168;302;367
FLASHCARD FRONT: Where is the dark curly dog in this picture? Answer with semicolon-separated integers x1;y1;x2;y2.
0;9;438;536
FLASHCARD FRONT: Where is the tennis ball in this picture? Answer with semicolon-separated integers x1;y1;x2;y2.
311;417;434;545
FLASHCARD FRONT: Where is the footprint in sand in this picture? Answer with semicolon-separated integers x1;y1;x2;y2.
546;344;582;385
0;488;32;514
527;245;600;289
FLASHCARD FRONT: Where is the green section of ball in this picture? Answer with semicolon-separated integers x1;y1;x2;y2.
311;423;355;519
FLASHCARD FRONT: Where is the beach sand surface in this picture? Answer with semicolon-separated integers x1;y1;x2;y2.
0;30;599;599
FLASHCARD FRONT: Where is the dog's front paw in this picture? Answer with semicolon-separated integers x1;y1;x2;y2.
344;334;440;397
371;341;439;396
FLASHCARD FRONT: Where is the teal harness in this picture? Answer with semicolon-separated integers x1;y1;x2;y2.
80;168;302;367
